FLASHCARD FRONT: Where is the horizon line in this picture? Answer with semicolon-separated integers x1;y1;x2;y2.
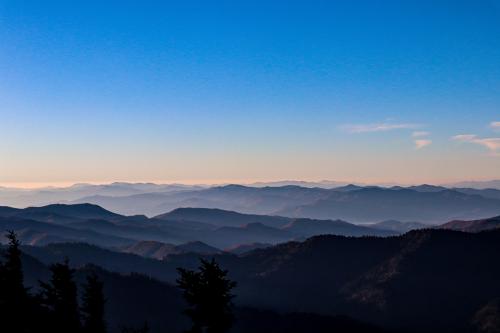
1;178;499;190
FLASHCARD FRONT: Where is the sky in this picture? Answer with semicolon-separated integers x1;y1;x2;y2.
1;0;500;187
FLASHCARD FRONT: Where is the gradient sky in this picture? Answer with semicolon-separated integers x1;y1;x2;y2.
1;0;500;187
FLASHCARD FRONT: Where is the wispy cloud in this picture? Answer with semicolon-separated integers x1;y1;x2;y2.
452;134;500;155
412;131;429;137
414;139;432;149
452;134;478;141
490;121;500;131
475;138;500;151
341;122;419;133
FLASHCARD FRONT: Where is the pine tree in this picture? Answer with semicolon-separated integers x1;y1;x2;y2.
0;231;32;332
177;258;237;333
39;259;81;333
81;272;107;333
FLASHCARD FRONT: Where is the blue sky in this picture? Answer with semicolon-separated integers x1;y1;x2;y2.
1;1;499;186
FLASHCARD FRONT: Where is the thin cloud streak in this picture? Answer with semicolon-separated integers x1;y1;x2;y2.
415;139;432;149
452;134;477;141
341;123;419;133
452;134;500;155
490;121;500;131
476;138;500;151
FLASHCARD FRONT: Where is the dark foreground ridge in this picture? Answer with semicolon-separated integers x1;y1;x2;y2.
4;226;499;333
1;231;389;333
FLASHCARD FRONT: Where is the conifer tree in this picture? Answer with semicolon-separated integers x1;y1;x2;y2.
177;258;236;333
0;231;32;332
39;259;81;333
82;272;107;333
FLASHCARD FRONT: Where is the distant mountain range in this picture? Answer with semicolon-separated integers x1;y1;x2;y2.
2;182;500;223
0;203;395;250
2;200;500;251
275;186;500;223
249;180;350;188
69;184;500;222
0;182;204;208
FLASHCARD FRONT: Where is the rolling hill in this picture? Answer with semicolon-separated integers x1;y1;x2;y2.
156;207;290;228
122;240;221;259
440;215;500;232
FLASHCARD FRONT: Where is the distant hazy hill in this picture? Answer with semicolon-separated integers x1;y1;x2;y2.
156;207;290;228
278;187;500;223
213;223;295;247
368;220;429;233
440;215;500;233
282;218;393;237
225;242;272;255
446;179;500;189
175;240;222;255
0;203;122;224
121;240;178;259
0;216;135;247
451;187;500;201
122;240;221;259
